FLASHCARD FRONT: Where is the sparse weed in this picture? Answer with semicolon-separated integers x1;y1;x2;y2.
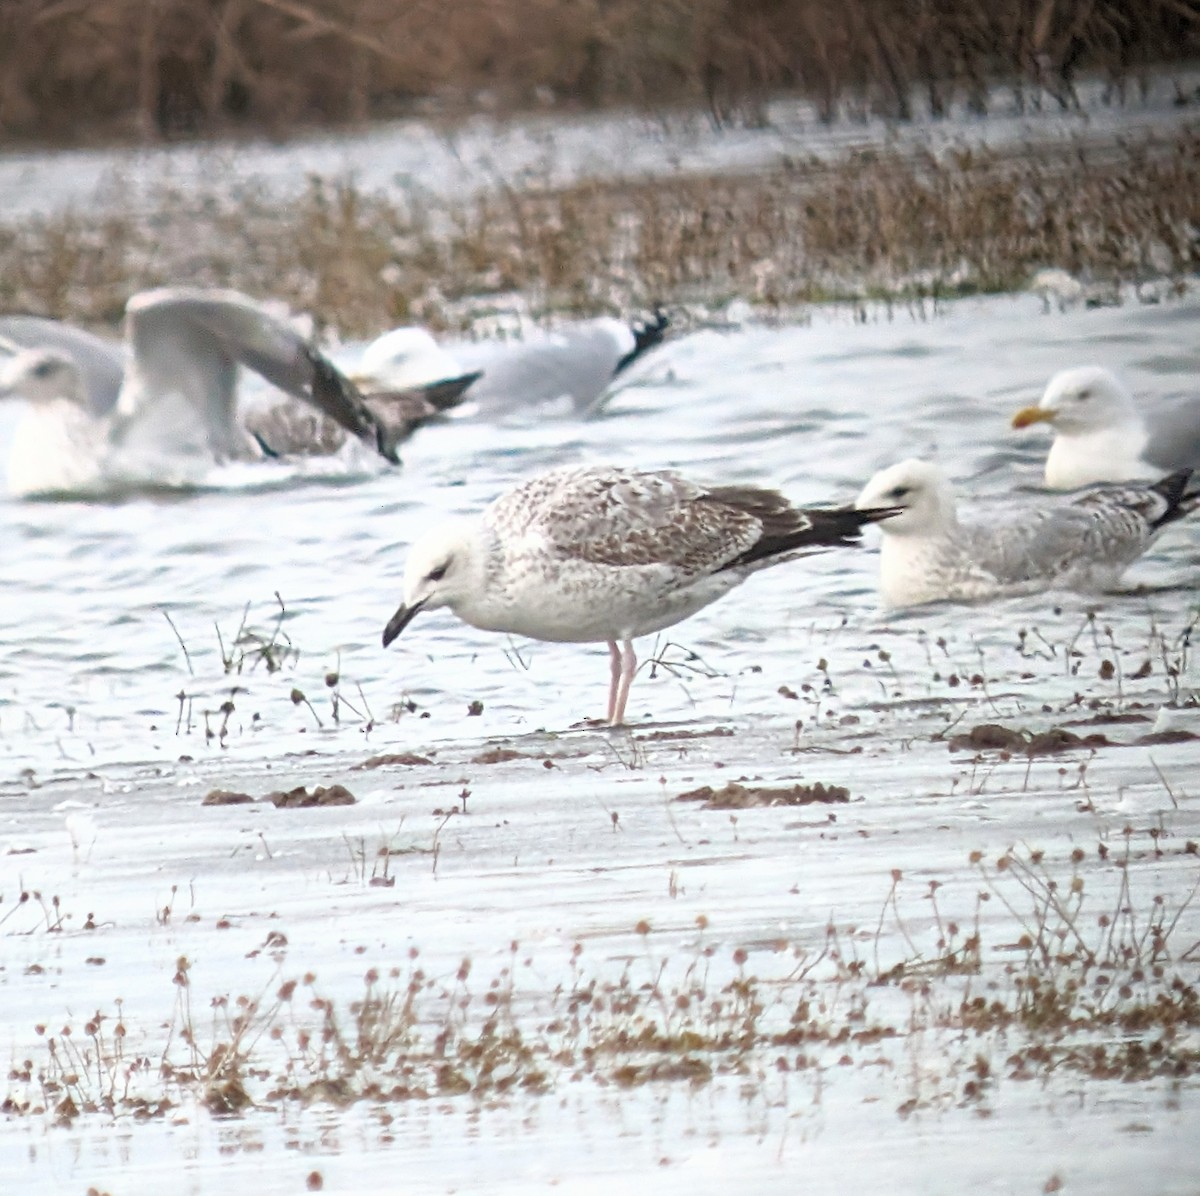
1;133;1196;336
8;840;1197;1124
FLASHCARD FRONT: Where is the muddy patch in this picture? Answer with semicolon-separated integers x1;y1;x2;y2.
675;780;850;808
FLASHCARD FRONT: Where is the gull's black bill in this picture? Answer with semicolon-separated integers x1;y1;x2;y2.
382;599;424;648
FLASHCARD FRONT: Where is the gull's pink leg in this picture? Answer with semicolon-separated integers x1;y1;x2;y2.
610;639;637;726
605;640;622;724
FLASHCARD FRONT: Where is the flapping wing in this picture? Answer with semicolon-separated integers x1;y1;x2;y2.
126;288;402;463
0;314;125;416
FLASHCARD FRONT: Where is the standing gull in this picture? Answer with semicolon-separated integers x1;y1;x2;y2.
382;464;897;725
0;288;402;496
1011;366;1200;489
855;458;1198;609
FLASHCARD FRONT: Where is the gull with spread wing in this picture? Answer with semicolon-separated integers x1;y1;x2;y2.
0;288;404;496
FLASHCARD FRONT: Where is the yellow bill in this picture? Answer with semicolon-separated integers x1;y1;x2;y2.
1011;406;1056;429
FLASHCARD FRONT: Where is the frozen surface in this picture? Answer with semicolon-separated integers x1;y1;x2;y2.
2;288;1199;1193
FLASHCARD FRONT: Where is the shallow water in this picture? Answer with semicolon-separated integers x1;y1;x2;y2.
3;289;1198;772
2;289;1199;1193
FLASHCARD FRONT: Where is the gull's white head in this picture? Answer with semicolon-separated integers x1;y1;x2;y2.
1012;366;1137;437
355;328;466;392
382;518;484;646
856;458;957;536
0;349;87;406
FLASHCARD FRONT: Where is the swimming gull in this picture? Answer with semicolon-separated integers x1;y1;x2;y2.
1011;366;1200;489
0;314;124;416
381;463;898;725
0;288;402;495
855;458;1198;609
245;373;476;459
356;311;670;418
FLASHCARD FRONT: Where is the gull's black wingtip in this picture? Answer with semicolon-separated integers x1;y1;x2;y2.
376;425;404;466
615;307;670;376
1149;468;1199;528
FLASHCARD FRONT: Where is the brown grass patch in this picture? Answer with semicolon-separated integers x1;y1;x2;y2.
1;130;1196;337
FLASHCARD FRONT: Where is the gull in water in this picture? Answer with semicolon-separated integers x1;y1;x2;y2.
855;458;1198;609
356;311;670;418
1011;366;1200;489
0;288;409;496
381;464;898;725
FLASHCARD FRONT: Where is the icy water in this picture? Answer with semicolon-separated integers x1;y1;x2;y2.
2;290;1199;1193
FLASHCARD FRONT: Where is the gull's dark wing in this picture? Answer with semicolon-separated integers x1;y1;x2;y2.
490;465;892;580
243;371;482;458
126;288;402;463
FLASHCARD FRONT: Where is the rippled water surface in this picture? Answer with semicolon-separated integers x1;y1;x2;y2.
3;291;1199;770
2;290;1199;1194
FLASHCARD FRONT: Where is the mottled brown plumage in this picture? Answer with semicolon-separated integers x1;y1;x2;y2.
245;371;479;458
384;464;897;725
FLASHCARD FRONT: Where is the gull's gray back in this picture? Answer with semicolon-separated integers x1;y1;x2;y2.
964;484;1171;586
1142;397;1200;471
457;322;626;415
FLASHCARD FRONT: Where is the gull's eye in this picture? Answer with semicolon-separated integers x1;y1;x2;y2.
1076;389;1092;401
31;360;57;379
427;562;449;583
888;485;912;501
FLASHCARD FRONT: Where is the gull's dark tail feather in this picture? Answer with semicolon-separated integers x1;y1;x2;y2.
775;503;902;557
363;370;483;439
615;308;669;375
413;370;483;413
1149;468;1199;529
710;484;899;570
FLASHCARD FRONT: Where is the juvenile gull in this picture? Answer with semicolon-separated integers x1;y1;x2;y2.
381;464;897;726
1011;366;1200;489
0;288;402;495
855;458;1198;609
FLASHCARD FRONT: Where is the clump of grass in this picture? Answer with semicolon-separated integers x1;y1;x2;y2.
160;593;375;745
1;132;1196;336
7;834;1197;1124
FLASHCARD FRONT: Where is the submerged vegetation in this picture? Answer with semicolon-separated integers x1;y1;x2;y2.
5;840;1198;1124
0;129;1196;336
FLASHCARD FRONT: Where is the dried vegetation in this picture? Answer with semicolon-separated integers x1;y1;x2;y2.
1;0;1197;143
0;130;1196;336
5;838;1197;1124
